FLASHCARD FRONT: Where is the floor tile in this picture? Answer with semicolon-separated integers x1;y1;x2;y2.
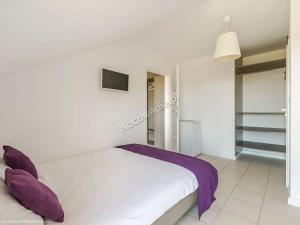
213;192;230;208
210;161;227;171
218;175;240;188
224;197;261;223
212;210;256;225
240;176;268;186
259;209;299;225
268;178;286;187
228;168;249;176
231;188;264;207
244;170;269;179
262;197;300;222
265;185;289;202
236;180;266;194
175;214;206;225
200;205;221;225
215;182;236;195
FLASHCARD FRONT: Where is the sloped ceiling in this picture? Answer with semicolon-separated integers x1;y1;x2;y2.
0;0;289;73
0;0;200;73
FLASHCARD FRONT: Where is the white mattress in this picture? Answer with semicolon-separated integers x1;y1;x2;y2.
38;148;198;225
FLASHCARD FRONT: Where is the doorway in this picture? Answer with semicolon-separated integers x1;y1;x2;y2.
147;72;165;148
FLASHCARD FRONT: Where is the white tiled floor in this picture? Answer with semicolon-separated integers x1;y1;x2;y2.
175;154;300;225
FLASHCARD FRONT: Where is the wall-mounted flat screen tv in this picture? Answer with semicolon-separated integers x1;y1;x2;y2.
101;69;129;92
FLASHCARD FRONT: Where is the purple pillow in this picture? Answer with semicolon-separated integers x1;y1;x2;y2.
5;168;64;222
3;145;38;178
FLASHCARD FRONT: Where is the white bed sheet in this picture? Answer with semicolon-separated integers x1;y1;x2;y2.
38;148;198;225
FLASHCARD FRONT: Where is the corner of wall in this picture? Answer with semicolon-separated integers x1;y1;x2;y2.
288;196;300;208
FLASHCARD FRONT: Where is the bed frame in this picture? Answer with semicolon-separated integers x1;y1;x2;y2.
152;191;197;225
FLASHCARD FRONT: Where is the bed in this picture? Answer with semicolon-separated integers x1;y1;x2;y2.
36;145;217;225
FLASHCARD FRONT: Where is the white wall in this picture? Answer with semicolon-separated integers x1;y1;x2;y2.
243;69;286;112
289;0;300;207
179;56;235;159
0;41;176;163
242;68;286;145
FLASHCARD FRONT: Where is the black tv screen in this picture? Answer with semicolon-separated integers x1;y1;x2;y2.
101;69;129;91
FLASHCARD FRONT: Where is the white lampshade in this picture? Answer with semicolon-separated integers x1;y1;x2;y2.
214;31;241;63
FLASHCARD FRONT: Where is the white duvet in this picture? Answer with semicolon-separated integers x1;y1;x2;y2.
38;148;198;225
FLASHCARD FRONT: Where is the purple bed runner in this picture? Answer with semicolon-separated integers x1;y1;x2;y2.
118;144;218;216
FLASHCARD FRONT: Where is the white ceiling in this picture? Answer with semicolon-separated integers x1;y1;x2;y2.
0;0;200;73
133;0;290;63
0;0;289;73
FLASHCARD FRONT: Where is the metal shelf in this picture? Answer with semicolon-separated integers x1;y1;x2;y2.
236;141;286;153
236;112;285;115
236;126;286;133
236;59;286;75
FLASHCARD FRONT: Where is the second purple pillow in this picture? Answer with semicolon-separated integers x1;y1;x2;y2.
5;168;64;222
3;145;38;178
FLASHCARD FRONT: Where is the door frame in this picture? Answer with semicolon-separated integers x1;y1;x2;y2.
286;38;291;188
146;70;173;150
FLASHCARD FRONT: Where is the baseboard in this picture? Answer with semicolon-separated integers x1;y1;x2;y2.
201;151;236;160
241;148;286;160
288;197;300;207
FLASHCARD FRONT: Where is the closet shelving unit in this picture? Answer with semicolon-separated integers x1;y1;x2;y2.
235;58;287;155
235;59;286;75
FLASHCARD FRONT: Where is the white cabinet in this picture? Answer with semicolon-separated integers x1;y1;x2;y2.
179;120;202;157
